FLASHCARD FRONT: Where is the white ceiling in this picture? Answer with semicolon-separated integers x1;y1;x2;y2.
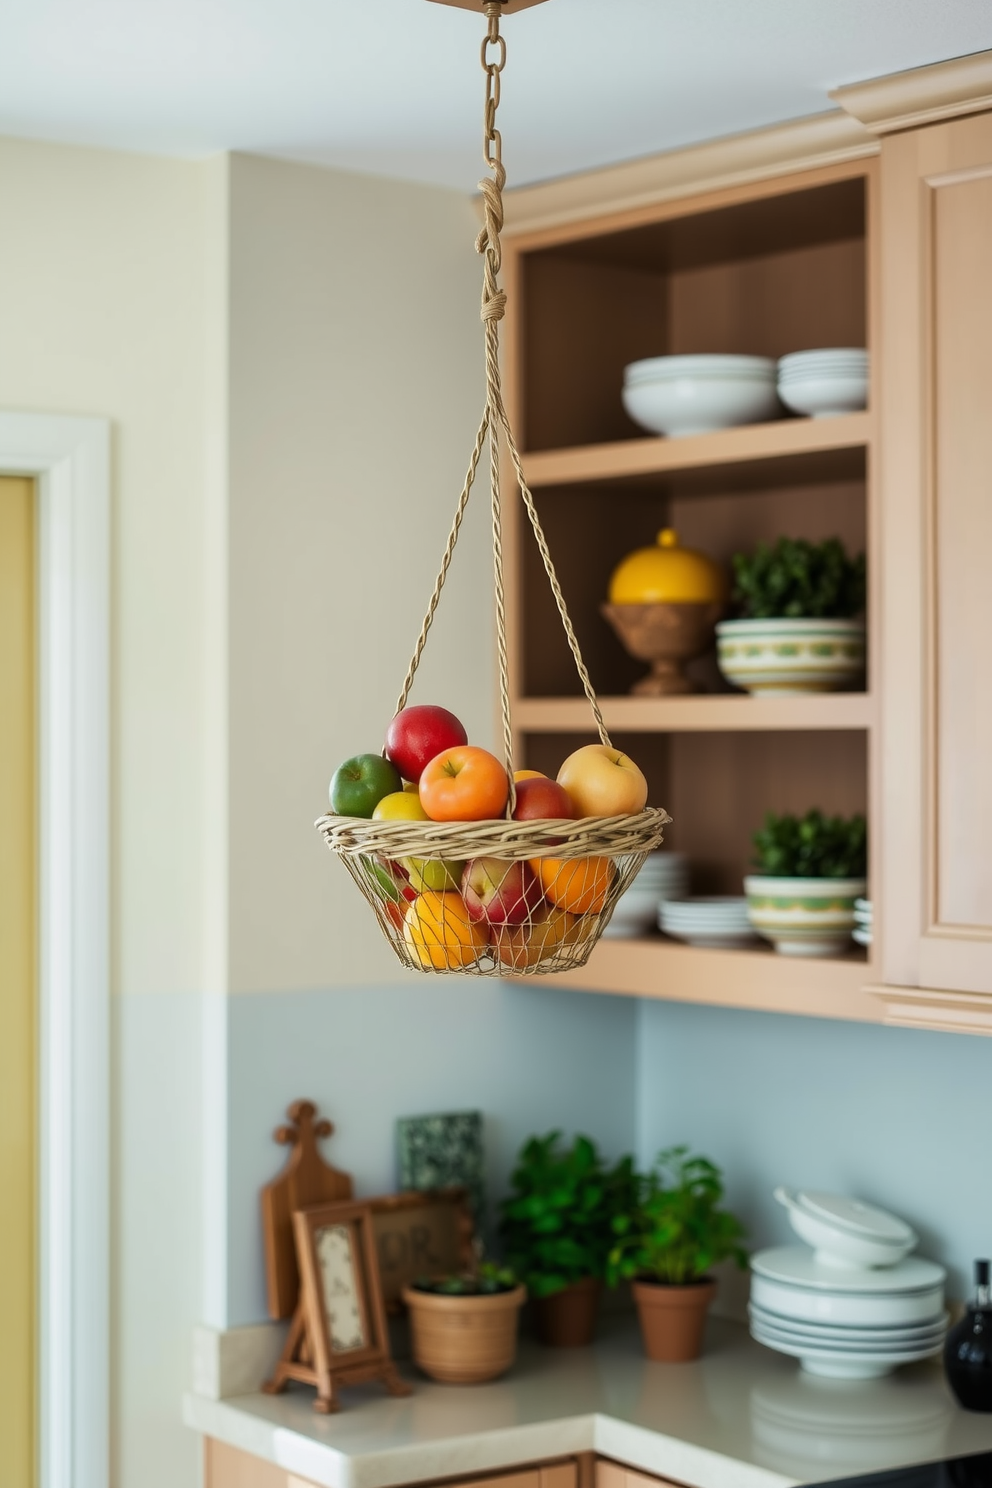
2;0;991;193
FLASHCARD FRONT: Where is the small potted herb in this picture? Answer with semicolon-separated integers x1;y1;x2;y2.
608;1146;747;1362
499;1132;636;1348
716;537;866;694
745;808;868;957
401;1262;525;1383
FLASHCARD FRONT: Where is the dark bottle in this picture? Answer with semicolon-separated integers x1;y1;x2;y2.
945;1259;992;1412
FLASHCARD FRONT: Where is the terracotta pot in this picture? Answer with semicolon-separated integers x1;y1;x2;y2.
632;1277;717;1362
532;1277;602;1348
401;1284;527;1384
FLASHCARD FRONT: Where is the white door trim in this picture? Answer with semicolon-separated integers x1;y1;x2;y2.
1;412;110;1488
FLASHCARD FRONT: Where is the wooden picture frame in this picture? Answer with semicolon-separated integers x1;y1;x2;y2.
369;1187;475;1311
263;1200;411;1413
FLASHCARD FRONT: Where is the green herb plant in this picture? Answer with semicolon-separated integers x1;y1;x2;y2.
411;1261;517;1297
499;1132;636;1299
751;809;867;879
731;537;866;620
607;1146;747;1287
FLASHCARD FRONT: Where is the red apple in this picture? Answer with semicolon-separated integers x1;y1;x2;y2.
385;704;468;784
511;775;578;822
556;744;648;817
461;856;543;927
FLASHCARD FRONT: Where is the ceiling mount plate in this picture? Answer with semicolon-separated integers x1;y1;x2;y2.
427;0;551;13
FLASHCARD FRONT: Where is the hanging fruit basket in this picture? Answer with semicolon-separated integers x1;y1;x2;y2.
316;2;670;976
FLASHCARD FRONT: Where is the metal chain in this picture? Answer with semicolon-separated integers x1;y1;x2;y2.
396;1;614;810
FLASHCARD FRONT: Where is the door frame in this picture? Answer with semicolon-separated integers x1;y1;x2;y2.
0;412;110;1488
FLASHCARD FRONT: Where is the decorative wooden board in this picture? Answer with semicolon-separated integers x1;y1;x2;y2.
261;1100;354;1320
370;1188;475;1311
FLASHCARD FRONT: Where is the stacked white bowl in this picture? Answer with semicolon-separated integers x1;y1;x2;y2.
853;897;873;948
776;348;869;417
749;1188;947;1379
658;894;759;949
622;355;779;437
603;851;688;938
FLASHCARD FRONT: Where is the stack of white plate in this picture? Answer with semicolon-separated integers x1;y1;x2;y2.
622;354;780;437
853;897;872;947
749;1189;947;1379
603;851;689;938
777;348;868;418
658;895;758;949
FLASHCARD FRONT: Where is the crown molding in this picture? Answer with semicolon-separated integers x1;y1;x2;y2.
866;983;992;1038
500;111;876;237
832;49;992;136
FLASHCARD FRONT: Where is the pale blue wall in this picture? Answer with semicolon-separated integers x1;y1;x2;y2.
636;1000;992;1302
226;981;639;1326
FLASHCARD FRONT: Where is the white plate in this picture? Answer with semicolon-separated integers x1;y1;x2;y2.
750;1323;941;1379
625;354;776;383
748;1303;947;1346
751;1322;946;1356
751;1246;943;1292
750;1273;944;1327
852;926;873;947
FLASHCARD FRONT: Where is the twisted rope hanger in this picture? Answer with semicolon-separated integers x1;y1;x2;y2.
392;3;613;817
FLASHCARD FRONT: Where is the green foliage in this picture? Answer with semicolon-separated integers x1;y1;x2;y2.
731;537;866;619
607;1146;747;1287
751;808;868;879
499;1132;637;1298
412;1261;517;1297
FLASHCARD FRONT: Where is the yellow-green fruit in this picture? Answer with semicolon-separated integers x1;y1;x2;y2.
401;857;466;893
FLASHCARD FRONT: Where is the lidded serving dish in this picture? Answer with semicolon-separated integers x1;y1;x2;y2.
602;529;726;695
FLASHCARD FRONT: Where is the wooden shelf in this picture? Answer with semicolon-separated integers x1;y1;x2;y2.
516;692;874;734
522;412;871;491
532;938;879;1023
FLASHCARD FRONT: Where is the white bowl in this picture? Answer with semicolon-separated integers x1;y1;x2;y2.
777;372;868;418
625;354;776;384
774;1187;916;1268
622;356;780;436
716;617;865;696
778;348;868;373
603;885;661;938
749;1322;942;1380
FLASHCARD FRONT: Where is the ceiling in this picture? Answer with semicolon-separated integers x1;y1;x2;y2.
2;0;991;194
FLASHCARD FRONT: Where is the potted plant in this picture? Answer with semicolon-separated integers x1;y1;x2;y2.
744;808;868;957
715;536;866;694
401;1263;525;1383
500;1132;636;1347
608;1146;747;1363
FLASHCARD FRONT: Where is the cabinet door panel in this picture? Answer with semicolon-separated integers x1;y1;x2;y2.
877;112;992;1000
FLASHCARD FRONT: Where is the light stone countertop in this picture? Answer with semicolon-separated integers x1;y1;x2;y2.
183;1318;992;1488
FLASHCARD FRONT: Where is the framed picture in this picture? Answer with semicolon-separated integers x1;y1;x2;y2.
370;1187;475;1310
264;1199;410;1413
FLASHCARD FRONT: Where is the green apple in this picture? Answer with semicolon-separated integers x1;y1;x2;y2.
330;753;402;818
401;856;466;893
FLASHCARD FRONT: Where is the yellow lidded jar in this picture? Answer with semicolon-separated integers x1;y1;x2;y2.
608;528;726;605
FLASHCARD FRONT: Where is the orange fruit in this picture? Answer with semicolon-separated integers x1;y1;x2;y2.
530;855;614;915
492;906;581;970
403;890;489;970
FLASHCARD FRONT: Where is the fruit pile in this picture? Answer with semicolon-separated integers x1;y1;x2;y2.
327;704;650;973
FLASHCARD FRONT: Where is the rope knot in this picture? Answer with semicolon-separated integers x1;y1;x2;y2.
481;289;507;323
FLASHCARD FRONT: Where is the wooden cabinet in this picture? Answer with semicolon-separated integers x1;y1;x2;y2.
871;110;992;1031
596;1460;683;1488
499;70;992;1032
501;154;878;1023
205;1440;580;1488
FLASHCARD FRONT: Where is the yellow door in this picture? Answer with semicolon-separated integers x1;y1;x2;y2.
0;475;36;1484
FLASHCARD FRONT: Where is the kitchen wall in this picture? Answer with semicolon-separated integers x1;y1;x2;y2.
637;1000;992;1306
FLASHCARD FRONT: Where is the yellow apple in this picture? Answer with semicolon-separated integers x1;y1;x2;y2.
556;744;648;817
371;792;464;891
373;790;429;822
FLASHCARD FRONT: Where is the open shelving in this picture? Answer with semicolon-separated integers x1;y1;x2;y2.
501;155;879;1021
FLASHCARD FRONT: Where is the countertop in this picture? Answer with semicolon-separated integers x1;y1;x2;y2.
183;1318;992;1488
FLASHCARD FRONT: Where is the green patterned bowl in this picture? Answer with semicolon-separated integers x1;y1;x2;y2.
744;875;867;958
716;618;865;695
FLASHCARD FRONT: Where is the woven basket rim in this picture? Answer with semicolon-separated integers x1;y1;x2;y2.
315;804;671;863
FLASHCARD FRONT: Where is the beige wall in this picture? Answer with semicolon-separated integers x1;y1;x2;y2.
226;154;490;993
0;137;221;1001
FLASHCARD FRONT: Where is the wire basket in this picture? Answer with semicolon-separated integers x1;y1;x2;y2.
314;5;670;975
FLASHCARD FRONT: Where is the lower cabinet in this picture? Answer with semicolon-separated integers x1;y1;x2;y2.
596;1460;683;1488
204;1441;582;1488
